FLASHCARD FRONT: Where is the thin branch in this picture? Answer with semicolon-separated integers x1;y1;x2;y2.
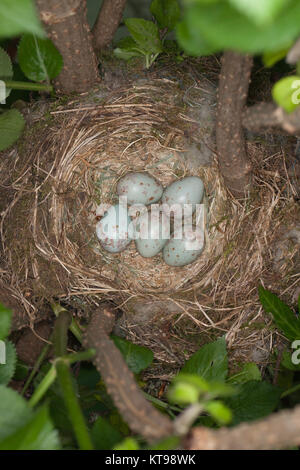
92;0;127;52
184;405;300;450
83;303;173;443
243;102;300;134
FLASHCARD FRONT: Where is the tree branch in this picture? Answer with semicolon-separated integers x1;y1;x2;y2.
184;405;300;450
243;102;300;134
216;51;253;196
83;303;173;443
36;0;100;93
92;0;127;52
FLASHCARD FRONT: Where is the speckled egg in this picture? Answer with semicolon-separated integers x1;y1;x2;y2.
134;210;170;258
117;172;163;206
163;225;204;267
96;204;132;253
161;176;204;219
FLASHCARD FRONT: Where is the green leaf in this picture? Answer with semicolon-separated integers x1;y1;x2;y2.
0;405;60;450
0;109;25;151
280;351;300;371
113;48;143;61
259;285;300;340
0;0;44;39
125;18;163;54
148;436;180;450
18;34;63;82
225;380;281;425
204;400;232;425
0;341;17;385
0;303;12;341
228;362;262;385
111;335;153;374
272;75;300;113
228;0;292;26
263;46;291;67
168;381;201;404
91;416;122;450
179;1;300;55
113;437;140;450
0;47;13;100
0;385;32;441
181;337;228;382
150;0;181;31
176;20;217;56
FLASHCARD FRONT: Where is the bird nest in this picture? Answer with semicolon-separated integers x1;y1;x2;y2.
1;70;299;371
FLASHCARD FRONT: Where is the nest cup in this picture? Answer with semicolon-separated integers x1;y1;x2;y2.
1;70;299;368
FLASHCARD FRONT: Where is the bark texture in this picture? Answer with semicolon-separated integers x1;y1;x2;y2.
185;405;300;450
216;51;253;197
36;0;100;93
83;303;173;443
92;0;127;51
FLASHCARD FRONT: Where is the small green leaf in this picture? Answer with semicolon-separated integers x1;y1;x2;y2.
228;362;262;385
0;341;17;385
0;109;25;151
18;34;63;82
0;303;12;341
148;436;180;450
181;337;228;382
125;18;163;54
113;437;140;450
272;75;300;113
111;335;153;374
228;0;292;26
225;380;281;425
0;405;60;450
0;47;13;100
204;400;232;425
0;386;32;441
0;0;44;39
91;416;122;450
150;0;181;31
113;48;143;61
259;285;300;340
168;381;200;404
263;46;291;67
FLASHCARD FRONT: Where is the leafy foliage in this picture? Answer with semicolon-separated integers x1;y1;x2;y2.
272;76;300;113
177;0;300;55
259;286;300;340
0;0;44;39
181;336;228;381
112;335;154;374
0;109;25;151
0;47;13;99
0;341;17;386
0;303;12;341
150;0;181;31
18;34;63;82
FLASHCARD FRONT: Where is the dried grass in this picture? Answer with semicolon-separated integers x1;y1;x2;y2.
1;68;299;370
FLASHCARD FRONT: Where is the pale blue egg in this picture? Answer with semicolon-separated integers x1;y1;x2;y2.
96;204;132;253
117;172;163;205
134;211;170;258
162;176;204;219
163;225;205;267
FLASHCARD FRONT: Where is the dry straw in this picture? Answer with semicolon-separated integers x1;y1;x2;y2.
1;70;299;368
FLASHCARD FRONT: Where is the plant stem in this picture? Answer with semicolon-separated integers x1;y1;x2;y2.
22;341;51;396
63;349;95;365
281;382;300;398
51;302;83;343
28;364;57;408
55;358;93;450
3;80;53;92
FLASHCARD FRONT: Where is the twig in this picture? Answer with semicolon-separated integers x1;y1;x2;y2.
184;405;300;450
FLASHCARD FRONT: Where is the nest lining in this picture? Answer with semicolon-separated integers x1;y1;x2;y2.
1;71;299;368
